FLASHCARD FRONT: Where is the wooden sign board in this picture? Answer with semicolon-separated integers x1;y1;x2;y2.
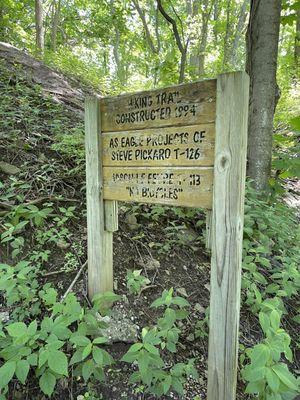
100;79;216;132
85;72;250;400
101;80;216;208
102;124;215;167
103;166;213;208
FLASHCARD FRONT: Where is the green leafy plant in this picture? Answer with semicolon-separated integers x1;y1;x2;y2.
0;261;40;319
126;269;150;295
121;288;198;397
241;299;299;399
242;183;300;313
0;262;119;398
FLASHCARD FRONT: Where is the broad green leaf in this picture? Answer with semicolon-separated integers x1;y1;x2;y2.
272;363;299;391
243;366;265;382
82;343;92;360
171;377;184;395
15;360;30;384
162;375;172;394
245;380;265;394
259;312;270;333
0;361;16;388
27;353;37;366
93;336;108;345
270;310;281;331
150;298;164;308
70;335;91;347
144;343;159;355
52;324;71;340
138;350;149;381
6;322;27;337
284;346;293;363
128;342;143;353
290;116;300;130
175;309;188;320
27;320;38;336
69;349;83;366
100;349;113;365
48;350;68;376
39;349;49;369
93;366;105;382
92;346;103;365
82;359;94;382
250;344;270;367
265;367;280;393
172;296;190;307
39;370;56;396
121;351;137;363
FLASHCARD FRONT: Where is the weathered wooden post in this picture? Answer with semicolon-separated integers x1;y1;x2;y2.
207;72;249;400
85;97;117;299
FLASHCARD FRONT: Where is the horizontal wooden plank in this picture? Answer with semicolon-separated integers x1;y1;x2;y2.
100;79;216;132
102;124;215;167
103;167;213;208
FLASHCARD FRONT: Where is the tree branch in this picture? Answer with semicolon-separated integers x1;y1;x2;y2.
133;0;158;54
157;0;184;53
170;2;185;43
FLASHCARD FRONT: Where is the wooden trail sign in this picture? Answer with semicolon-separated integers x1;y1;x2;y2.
85;71;249;400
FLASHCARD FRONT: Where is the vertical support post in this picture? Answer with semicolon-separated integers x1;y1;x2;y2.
207;72;249;400
85;96;115;300
205;210;212;250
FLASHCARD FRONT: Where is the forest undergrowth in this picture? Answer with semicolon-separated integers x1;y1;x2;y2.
0;56;299;400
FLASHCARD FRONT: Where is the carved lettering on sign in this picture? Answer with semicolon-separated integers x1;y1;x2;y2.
102;124;215;167
103;167;213;208
101;80;217;208
100;80;216;132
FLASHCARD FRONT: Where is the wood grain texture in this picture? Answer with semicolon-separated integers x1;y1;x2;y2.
205;210;212;250
102;166;213;208
104;200;118;232
102;124;215;167
85;97;113;299
100;79;216;132
207;72;249;400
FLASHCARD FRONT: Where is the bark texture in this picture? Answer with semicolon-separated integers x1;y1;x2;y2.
223;0;233;67
133;0;158;54
246;0;281;191
51;0;61;52
230;0;248;68
295;8;300;65
35;0;44;54
198;0;214;76
157;0;189;83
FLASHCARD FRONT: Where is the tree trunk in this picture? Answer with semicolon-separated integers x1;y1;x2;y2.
51;0;61;52
155;4;161;53
157;0;188;83
113;26;124;83
179;46;187;83
35;0;44;54
133;0;158;54
0;4;6;40
198;0;213;77
230;0;248;68
213;0;219;44
222;0;232;68
198;27;208;76
246;0;281;191
187;0;199;76
110;0;125;85
295;8;300;65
